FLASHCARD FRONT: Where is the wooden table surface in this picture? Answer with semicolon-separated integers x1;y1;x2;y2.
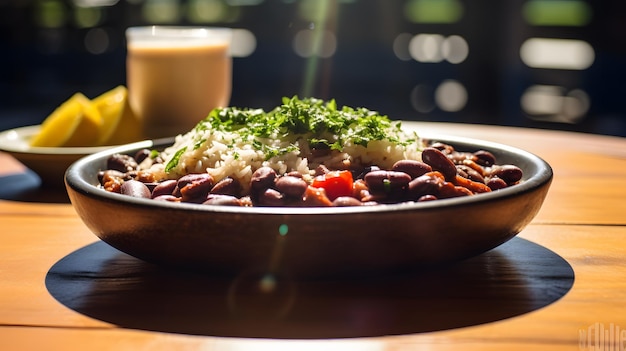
1;122;625;351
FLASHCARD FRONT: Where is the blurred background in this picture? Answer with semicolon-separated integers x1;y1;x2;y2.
1;0;625;136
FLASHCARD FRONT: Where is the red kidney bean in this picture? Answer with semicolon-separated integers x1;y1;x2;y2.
418;194;438;202
134;149;151;164
275;175;308;198
250;167;277;194
178;173;215;203
489;165;523;184
258;188;285;206
120;179;151;198
429;142;454;154
364;170;412;195
177;173;214;189
486;177;508;190
456;164;485;183
421;147;457;181
210;177;241;197
153;195;180;202
456;166;469;179
203;194;242;206
332;196;363;207
473;150;496;167
107;153;139;173
408;172;443;199
151;179;178;198
392;160;432;179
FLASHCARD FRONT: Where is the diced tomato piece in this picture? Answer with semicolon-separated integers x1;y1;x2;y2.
311;170;354;201
302;186;333;207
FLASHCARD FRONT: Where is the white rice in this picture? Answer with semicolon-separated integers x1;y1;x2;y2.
148;124;423;193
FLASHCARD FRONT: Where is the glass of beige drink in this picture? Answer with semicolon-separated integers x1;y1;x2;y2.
126;26;232;139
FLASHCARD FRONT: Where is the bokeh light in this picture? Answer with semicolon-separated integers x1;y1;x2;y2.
442;35;469;64
392;33;413;61
231;29;257;57
84;27;109;54
293;29;337;58
409;34;444;63
521;85;590;123
520;38;595;70
435;80;467;112
408;34;468;64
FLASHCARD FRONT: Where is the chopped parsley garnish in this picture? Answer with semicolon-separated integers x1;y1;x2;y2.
165;146;187;172
165;96;418;171
149;149;160;159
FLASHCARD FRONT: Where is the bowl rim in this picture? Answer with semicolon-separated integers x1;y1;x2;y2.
65;132;553;216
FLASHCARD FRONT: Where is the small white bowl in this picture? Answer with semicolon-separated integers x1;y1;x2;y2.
0;125;126;187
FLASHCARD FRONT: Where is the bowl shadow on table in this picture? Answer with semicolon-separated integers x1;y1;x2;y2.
0;170;69;203
45;236;574;339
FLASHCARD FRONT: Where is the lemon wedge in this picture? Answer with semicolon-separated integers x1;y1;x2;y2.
92;85;143;145
30;86;144;148
30;93;102;147
92;85;126;145
104;96;143;145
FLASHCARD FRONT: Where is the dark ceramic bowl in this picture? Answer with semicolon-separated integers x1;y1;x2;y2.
65;131;552;278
